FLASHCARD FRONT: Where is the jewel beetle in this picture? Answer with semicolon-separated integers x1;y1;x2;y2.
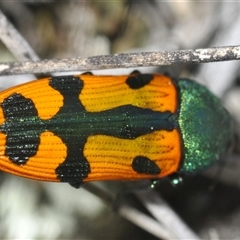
0;72;233;188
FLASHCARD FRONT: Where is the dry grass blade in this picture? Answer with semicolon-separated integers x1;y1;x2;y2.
0;45;240;75
0;9;39;62
84;183;176;240
119;205;174;240
136;191;201;239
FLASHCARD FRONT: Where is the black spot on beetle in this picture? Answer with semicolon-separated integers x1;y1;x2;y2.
132;156;161;175
126;74;153;89
0;93;43;165
81;72;93;75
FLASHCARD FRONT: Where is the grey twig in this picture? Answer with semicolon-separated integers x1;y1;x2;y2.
0;45;240;76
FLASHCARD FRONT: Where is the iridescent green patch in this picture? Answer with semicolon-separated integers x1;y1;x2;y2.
178;79;233;174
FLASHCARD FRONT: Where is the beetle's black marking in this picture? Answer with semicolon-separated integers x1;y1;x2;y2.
0;93;44;165
0;75;178;188
47;76;91;188
130;70;141;75
126;74;153;89
132;156;161;175
81;72;93;75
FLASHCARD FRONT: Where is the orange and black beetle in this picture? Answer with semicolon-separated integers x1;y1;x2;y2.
0;73;232;188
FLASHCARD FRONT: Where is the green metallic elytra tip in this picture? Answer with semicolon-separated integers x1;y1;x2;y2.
178;79;233;174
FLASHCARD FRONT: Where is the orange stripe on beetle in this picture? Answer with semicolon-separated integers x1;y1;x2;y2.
85;129;181;181
0;78;63;120
80;74;177;112
0;131;66;181
0;73;233;188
